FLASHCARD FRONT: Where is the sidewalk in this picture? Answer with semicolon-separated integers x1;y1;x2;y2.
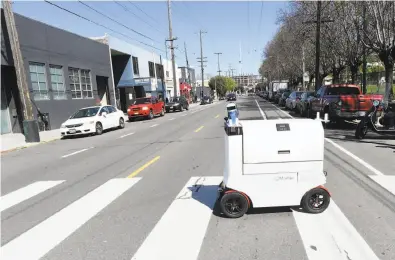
1;129;60;153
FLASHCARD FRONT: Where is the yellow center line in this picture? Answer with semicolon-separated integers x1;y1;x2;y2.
127;156;160;178
194;126;204;133
215;114;219;118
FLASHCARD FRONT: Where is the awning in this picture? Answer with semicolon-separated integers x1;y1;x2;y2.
117;77;164;91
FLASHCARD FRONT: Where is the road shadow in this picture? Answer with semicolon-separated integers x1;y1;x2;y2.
187;184;218;211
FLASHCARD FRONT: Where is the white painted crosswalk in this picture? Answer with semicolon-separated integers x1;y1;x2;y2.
0;176;385;260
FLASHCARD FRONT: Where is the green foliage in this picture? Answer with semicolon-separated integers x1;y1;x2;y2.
208;76;236;96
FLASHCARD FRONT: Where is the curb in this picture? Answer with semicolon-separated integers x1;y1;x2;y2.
1;137;60;155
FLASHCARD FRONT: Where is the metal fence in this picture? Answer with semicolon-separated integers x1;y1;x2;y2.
356;70;395;94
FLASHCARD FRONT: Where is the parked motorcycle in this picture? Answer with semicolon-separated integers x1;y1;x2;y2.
355;100;395;139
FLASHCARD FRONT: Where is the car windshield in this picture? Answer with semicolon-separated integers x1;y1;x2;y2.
171;97;180;102
70;107;100;119
295;92;303;97
133;98;151;105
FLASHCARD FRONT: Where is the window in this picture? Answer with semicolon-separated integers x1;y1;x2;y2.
155;64;164;79
99;106;109;116
68;68;93;99
106;106;116;113
29;62;49;100
148;61;155;77
132;56;139;75
49;65;66;100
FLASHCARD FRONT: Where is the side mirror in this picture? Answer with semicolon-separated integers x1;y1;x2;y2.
101;112;107;117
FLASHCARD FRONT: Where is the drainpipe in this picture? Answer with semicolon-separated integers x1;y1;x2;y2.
106;33;117;108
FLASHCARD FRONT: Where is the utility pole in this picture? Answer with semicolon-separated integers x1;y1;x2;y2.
3;0;39;142
214;52;222;76
303;1;333;91
231;68;236;78
166;0;178;97
214;52;222;99
362;4;367;94
302;44;306;90
197;30;207;98
314;1;321;91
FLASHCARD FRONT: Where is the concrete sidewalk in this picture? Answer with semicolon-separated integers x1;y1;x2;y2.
1;129;60;153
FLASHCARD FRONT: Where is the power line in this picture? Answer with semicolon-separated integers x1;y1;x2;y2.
44;1;165;53
115;1;166;36
127;1;160;26
78;1;156;43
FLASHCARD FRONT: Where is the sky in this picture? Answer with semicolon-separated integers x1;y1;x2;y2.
9;0;288;77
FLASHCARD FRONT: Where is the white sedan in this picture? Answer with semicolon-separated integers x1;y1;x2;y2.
60;105;126;137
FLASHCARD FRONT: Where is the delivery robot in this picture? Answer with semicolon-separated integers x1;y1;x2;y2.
224;103;239;127
217;119;331;218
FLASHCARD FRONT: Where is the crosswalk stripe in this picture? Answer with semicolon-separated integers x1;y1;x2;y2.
293;201;379;260
131;176;222;260
0;181;65;212
0;178;141;260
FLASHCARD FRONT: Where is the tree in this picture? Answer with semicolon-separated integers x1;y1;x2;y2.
357;1;395;101
208;76;236;97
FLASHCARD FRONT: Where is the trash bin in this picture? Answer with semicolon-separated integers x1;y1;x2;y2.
23;119;40;143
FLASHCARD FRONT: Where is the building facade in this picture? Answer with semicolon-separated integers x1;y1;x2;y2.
91;35;181;111
1;10;115;134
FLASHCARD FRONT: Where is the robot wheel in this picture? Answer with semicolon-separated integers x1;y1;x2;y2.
301;187;331;214
219;190;251;218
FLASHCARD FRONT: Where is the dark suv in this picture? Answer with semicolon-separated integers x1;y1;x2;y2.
165;96;189;112
227;93;236;101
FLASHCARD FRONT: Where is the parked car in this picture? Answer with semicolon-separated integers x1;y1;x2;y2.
201;95;213;105
278;90;291;106
227;93;237;101
165;96;189;113
296;91;315;116
307;84;383;121
274;89;286;104
127;96;165;121
60;105;125;137
285;91;303;110
219;96;225;100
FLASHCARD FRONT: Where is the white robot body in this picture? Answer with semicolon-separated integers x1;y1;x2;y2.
222;119;327;208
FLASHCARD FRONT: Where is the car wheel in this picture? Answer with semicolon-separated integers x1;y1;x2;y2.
180;105;184;112
119;118;125;129
95;122;103;135
148;110;154;120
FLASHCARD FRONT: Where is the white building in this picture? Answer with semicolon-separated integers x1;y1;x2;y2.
91;34;180;110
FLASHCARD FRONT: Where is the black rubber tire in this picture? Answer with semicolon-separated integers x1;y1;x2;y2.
186;105;189;111
119;118;125;129
355;122;368;139
148;110;154;120
95;122;103;135
160;108;165;116
219;191;249;218
301;188;330;214
166;109;170;113
180;105;184;112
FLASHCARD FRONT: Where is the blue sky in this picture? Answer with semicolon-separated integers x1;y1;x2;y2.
10;1;288;77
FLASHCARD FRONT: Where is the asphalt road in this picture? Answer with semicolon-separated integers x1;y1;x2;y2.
1;96;395;260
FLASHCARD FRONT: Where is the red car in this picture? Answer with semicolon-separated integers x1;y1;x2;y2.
127;97;165;121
